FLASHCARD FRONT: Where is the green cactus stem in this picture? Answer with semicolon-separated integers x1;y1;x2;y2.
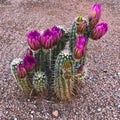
54;50;74;100
10;58;33;94
69;21;77;53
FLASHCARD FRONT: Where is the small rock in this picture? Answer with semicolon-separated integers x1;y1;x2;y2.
14;117;17;120
52;110;59;118
118;104;120;109
30;115;33;118
97;107;102;112
117;72;120;77
31;110;34;114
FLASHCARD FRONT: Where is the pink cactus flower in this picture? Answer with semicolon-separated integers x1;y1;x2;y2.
73;44;84;60
26;48;33;56
23;55;36;72
41;29;55;49
17;64;27;79
75;36;87;46
89;3;101;29
27;30;41;51
91;22;108;40
51;26;62;45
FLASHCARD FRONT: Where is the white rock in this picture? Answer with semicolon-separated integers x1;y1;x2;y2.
97;107;102;112
52;110;59;118
14;118;17;120
118;104;120;109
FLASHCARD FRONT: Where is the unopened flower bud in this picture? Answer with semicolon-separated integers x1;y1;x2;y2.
91;22;108;40
89;4;101;29
17;64;27;79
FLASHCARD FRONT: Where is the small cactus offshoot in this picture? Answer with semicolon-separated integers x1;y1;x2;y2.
11;3;108;100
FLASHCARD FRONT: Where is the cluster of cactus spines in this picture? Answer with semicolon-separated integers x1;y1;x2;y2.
32;72;47;94
54;50;74;100
11;3;108;100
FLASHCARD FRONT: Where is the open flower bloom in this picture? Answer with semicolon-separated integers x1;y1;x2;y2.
17;64;27;79
23;55;36;72
27;30;41;51
89;3;101;29
73;44;84;61
76;16;87;34
51;26;62;45
26;48;33;56
75;36;87;46
91;22;108;40
41;29;55;49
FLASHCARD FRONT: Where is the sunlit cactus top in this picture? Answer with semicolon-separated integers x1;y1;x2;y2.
89;3;101;29
27;30;41;51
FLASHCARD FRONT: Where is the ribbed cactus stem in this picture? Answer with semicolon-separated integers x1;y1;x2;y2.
69;21;77;53
10;58;32;94
54;50;74;100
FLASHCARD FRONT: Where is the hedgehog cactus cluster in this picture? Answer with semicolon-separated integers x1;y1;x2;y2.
11;3;108;100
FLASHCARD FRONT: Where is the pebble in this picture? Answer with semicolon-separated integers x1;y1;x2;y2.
117;104;120;109
30;115;33;118
31;110;34;114
117;72;120;77
14;118;17;120
52;110;59;118
97;107;102;112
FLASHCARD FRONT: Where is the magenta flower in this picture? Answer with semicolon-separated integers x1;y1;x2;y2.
23;55;36;72
26;48;33;56
75;36;87;46
91;22;108;40
41;29;56;49
27;30;41;51
73;44;84;60
51;26;62;45
17;64;27;79
89;3;101;29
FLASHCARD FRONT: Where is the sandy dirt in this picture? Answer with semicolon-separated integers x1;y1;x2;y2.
0;0;120;119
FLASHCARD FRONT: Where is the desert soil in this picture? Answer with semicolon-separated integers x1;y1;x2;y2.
0;0;120;120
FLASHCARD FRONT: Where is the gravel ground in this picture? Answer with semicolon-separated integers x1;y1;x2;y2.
0;0;120;119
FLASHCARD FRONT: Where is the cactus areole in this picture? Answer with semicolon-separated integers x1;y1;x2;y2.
11;3;108;100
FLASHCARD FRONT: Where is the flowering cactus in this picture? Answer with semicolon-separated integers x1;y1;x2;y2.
11;58;32;94
11;3;108;100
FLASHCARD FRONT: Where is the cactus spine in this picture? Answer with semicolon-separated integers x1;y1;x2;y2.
32;72;47;94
